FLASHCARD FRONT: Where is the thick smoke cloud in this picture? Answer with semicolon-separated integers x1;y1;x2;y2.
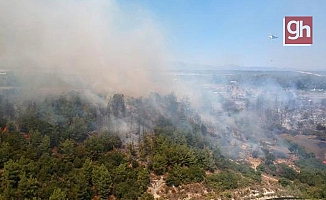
1;1;314;161
0;0;170;96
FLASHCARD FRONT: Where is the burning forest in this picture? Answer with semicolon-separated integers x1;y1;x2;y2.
1;0;326;199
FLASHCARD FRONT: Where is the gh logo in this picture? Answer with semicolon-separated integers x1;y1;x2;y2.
283;16;313;46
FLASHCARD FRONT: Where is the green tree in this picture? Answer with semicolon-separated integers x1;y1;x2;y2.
1;159;20;198
206;172;239;191
81;158;93;183
137;168;151;193
59;139;75;161
139;192;154;200
39;135;50;153
0;142;10;168
17;172;40;199
166;145;196;167
152;154;167;175
278;164;297;180
72;171;92;200
49;188;67;200
166;165;204;187
92;164;112;199
83;136;105;160
29;130;42;148
67;116;88;141
278;178;291;187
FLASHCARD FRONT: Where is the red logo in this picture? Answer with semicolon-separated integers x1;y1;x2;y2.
283;16;313;46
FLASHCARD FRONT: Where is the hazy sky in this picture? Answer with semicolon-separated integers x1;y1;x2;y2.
1;0;325;72
120;0;326;69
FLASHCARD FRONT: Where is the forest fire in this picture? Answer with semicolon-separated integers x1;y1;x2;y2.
0;0;326;199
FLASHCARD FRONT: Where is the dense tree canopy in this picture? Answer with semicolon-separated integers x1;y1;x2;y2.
0;91;325;199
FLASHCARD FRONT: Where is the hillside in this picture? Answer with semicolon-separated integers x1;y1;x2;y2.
0;91;326;199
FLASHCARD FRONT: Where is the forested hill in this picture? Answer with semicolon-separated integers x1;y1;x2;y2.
0;91;326;199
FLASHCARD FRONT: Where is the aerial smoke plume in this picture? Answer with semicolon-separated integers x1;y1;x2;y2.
0;0;170;96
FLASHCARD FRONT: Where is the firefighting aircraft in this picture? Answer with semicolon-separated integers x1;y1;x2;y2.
269;35;278;62
269;35;278;39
